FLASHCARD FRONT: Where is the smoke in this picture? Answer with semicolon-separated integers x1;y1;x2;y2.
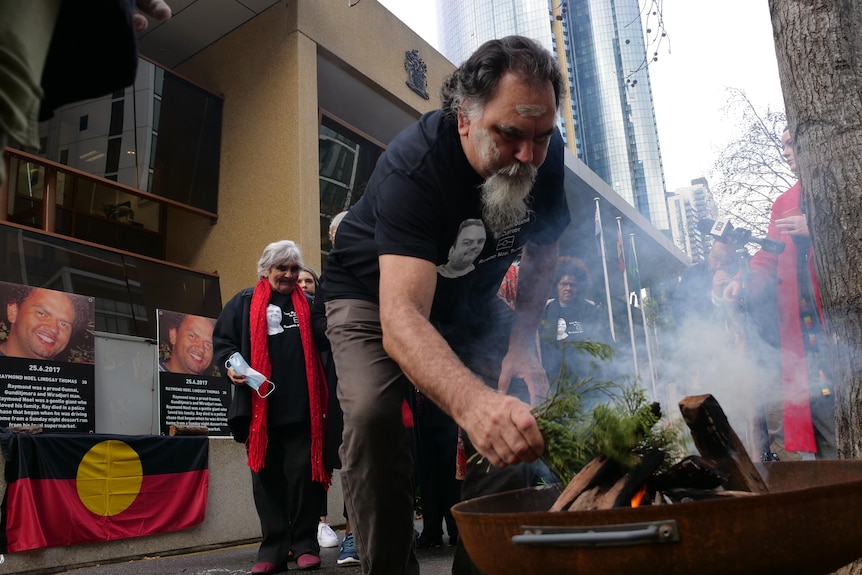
659;312;786;458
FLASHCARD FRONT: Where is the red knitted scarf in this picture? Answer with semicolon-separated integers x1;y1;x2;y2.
247;278;331;487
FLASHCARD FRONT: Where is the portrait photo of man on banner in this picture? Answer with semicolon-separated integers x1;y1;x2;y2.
156;309;230;436
157;310;218;376
0;281;97;433
0;281;95;364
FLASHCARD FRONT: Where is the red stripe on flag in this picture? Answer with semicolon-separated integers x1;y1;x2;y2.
617;228;626;272
4;470;207;552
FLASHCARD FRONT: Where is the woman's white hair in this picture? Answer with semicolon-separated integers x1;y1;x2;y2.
329;211;349;244
257;240;303;278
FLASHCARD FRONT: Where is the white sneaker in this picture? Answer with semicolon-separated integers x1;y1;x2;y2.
317;522;340;548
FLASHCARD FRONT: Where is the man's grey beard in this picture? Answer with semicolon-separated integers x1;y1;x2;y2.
480;163;538;237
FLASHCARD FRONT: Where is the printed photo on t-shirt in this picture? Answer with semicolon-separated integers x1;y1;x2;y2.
437;218;487;279
266;304;284;335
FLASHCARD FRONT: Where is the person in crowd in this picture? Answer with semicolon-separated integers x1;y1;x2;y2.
159;313;216;375
673;239;739;326
311;210;361;566
299;264;337;550
724;128;835;460
670;237;772;456
327;211;348;252
213;240;331;573
538;256;611;388
413;389;462;548
299;267;320;300
0;286;77;361
322;36;568;575
498;261;520;309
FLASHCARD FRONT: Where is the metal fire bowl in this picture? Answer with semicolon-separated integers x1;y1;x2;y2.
451;460;862;575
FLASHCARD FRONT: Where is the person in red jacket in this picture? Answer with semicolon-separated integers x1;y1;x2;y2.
724;128;835;460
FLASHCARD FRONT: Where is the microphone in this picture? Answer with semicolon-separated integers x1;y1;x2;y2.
696;218;785;255
696;217;732;242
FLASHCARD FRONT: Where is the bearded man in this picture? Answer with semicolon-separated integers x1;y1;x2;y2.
322;36;569;575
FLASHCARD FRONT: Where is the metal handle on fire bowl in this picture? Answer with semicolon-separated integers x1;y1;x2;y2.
512;520;679;548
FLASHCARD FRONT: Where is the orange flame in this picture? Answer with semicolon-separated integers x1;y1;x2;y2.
630;485;647;508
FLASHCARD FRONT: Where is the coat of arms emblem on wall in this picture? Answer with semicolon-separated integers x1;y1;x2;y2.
404;49;429;100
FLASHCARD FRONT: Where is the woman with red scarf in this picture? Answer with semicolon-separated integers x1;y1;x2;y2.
724;130;836;460
214;240;330;573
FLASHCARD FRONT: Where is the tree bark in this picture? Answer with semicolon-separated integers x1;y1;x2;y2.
769;2;862;573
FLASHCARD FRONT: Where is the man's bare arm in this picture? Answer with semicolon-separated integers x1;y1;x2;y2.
497;241;559;404
378;254;544;467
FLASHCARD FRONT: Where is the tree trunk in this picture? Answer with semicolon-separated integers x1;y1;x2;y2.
769;2;862;573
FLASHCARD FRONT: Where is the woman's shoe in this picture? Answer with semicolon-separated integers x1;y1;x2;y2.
251;561;278;574
296;553;321;570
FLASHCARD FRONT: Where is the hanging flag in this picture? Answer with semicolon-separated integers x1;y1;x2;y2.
616;217;637;376
594;202;603;257
628;236;642;294
629;233;656;397
594;199;616;342
0;432;208;553
617;226;626;272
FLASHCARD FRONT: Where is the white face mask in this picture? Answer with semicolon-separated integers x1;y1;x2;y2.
225;352;275;398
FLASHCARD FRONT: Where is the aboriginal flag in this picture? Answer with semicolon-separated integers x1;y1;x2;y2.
0;432;208;553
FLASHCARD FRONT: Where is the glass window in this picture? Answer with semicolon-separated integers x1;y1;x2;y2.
36;59;222;216
318;114;384;257
0;223;221;340
6;156;46;228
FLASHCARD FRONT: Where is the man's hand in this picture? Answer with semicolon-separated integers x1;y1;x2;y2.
712;269;733;298
497;344;548;406
134;0;172;32
461;389;544;468
723;279;743;303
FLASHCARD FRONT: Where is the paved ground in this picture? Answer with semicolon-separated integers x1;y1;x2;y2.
55;525;456;575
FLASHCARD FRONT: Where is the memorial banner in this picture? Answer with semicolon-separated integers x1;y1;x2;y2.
0;432;208;552
0;282;96;433
156;310;230;436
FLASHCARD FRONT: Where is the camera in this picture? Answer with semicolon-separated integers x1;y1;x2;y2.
698;218;785;255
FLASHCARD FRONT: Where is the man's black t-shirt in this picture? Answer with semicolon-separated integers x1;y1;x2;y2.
324;110;570;330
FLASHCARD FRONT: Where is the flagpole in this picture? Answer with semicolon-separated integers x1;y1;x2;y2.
617;217;638;377
594;198;616;342
630;233;657;399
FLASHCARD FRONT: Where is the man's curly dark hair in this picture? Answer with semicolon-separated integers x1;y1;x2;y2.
440;35;565;122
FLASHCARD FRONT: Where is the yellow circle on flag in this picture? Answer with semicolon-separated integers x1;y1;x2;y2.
76;440;143;516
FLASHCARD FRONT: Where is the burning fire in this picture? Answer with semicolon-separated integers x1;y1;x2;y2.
630;485;647;508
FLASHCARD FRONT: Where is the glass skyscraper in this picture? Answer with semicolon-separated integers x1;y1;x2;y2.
438;0;670;232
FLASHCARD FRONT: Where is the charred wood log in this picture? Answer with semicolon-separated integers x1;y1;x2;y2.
649;455;729;492
678;394;768;494
596;448;665;509
662;488;759;503
549;455;617;512
567;485;605;511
